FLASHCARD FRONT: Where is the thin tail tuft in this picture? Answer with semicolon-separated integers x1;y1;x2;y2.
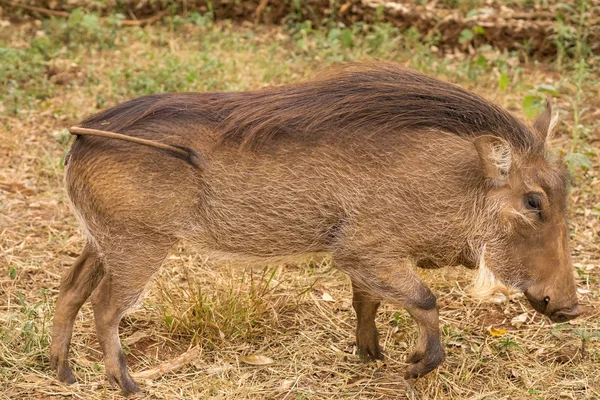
69;126;206;170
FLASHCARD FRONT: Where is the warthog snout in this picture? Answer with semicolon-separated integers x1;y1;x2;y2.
550;304;583;323
524;290;583;323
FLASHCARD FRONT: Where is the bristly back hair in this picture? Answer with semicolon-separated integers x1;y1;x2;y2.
217;62;540;150
79;62;541;152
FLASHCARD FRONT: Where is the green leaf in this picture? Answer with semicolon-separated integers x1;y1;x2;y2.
581;144;597;157
466;8;493;18
564;153;593;170
68;8;84;26
459;29;474;44
537;83;559;96
328;28;340;42
341;28;353;48
522;95;544;119
81;13;99;31
17;291;26;311
476;54;488;67
9;266;16;280
473;25;485;35
466;9;479;18
375;5;385;20
498;71;509;90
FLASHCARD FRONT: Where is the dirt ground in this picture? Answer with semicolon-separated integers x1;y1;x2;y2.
1;12;599;400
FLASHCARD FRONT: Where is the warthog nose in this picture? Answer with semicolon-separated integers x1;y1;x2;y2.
525;292;548;314
550;305;583;323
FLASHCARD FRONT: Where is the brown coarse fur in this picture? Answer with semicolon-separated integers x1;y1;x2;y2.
76;63;538;151
51;62;581;396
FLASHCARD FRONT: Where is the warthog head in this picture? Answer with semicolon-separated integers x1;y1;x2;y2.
473;105;581;323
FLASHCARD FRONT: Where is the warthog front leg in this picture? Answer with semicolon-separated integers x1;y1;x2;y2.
351;281;383;361
402;300;444;379
338;254;445;379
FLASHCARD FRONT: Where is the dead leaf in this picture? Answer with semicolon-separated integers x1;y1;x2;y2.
488;326;507;337
510;313;528;329
123;331;149;346
279;378;296;391
239;354;274;366
322;292;335;302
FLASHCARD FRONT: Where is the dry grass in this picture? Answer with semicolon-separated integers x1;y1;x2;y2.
1;14;599;400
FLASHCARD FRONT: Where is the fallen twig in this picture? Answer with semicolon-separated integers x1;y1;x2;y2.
4;2;69;18
120;8;170;27
255;0;269;23
131;345;200;380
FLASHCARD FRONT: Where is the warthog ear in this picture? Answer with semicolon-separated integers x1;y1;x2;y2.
533;101;558;142
473;135;512;182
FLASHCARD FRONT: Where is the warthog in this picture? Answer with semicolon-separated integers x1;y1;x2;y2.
50;63;581;395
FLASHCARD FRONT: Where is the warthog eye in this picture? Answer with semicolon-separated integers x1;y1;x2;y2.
524;193;542;214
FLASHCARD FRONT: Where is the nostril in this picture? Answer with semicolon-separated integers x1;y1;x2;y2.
550;312;573;323
553;313;568;323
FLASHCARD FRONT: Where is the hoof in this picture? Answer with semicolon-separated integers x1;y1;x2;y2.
403;349;445;380
356;325;384;361
50;355;77;384
108;370;140;397
58;367;77;385
357;341;384;361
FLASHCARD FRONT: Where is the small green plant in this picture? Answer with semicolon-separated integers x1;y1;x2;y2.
554;18;572;72
564;59;596;174
554;0;591;70
522;94;545;119
573;0;591;61
327;26;354;48
188;11;214;27
458;25;484;45
5;290;52;356
365;23;400;54
393;311;409;326
498;71;510;90
574;326;600;349
496;336;521;354
60;8;119;50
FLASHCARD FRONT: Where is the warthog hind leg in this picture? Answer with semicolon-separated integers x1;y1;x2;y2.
50;244;104;384
90;237;174;396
